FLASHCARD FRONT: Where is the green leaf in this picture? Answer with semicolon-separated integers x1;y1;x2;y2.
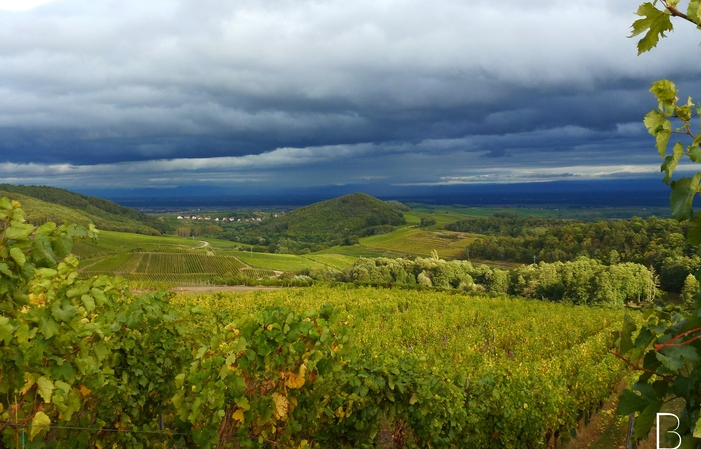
36;377;54;404
81;294;95;312
687;0;701;24
690;146;701;163
650;80;678;105
0;263;12;277
9;247;26;267
687;213;701;245
634;401;663;440
618;314;637;355
5;223;33;241
32;235;56;268
656;123;672;158
670;175;701;221
617;389;650;415
644;109;667;134
34;222;56;236
662;142;685;184
29;411;50;441
39;317;59;339
630;2;674;55
693;417;701;438
51;235;72;259
0;316;13;345
657;345;699;371
236;396;250;411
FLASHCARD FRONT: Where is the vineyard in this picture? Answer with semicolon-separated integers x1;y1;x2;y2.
0;199;632;448
80;252;258;283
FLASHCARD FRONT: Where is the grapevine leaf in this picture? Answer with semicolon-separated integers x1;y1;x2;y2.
617;389;650;415
10;247;26;267
687;0;701;24
36;376;54;404
618;314;637;355
663;142;685;184
0;316;13;345
34;222;56;236
51;235;72;259
80;294;95;312
32;235;56;268
694;417;701;438
5;223;33;241
630;3;674;55
235;396;250;411
670;176;701;221
644;109;667;134
39;317;59;339
657;345;699;371
634;401;663;440
650;80;678;106
673;375;692;398
0;263;12;277
690;146;701;163
29;411;51;441
656;123;672;157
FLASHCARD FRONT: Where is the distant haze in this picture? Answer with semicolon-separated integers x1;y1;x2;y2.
0;0;699;191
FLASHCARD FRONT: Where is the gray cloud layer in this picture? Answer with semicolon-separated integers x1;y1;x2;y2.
0;0;699;188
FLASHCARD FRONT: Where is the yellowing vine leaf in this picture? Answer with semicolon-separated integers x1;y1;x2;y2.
29;411;50;440
233;408;245;424
285;364;307;389
272;392;289;419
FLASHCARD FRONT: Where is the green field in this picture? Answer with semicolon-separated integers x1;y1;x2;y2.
405;203;671;220
228;251;326;271
73;230;204;258
360;227;479;259
301;253;358;270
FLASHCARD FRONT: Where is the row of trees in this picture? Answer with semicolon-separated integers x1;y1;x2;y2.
337;254;657;307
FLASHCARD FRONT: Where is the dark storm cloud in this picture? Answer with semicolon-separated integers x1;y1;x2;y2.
0;0;699;188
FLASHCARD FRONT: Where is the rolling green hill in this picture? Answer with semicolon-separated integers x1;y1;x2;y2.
0;184;168;235
256;193;406;244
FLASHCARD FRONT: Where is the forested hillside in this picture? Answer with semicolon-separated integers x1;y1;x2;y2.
0;184;168;235
456;214;696;292
248;193;406;250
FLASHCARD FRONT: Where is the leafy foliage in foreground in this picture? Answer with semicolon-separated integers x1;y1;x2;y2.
0;197;626;448
612;4;701;445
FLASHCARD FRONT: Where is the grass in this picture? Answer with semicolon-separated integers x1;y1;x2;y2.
229;251;326;271
313;245;408;258
73;230;203;258
359;227;480;259
302;253;358;270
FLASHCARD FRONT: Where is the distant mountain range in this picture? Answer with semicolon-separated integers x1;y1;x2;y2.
77;178;672;209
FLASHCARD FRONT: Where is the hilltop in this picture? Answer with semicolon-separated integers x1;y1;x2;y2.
0;184;168;235
254;193;406;247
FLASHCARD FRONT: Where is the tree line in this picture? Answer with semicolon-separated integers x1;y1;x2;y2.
451;214;698;293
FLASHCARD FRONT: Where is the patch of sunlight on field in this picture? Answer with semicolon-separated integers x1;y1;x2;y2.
360;228;480;259
231;251;326;271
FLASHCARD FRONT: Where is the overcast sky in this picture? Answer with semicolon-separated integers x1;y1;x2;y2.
0;0;699;191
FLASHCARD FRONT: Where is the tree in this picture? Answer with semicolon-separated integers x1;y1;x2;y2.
613;3;701;446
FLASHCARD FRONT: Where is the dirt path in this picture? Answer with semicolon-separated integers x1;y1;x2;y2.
171;285;282;293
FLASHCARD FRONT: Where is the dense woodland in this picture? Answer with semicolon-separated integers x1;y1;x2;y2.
454;214;698;293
